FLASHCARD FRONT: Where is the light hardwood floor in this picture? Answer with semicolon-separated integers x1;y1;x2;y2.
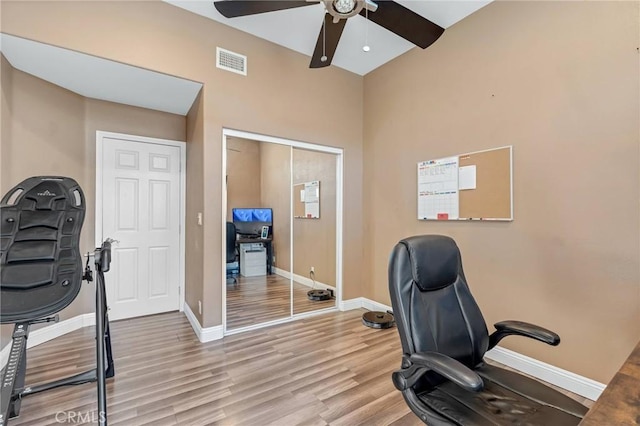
226;274;335;330
7;310;591;426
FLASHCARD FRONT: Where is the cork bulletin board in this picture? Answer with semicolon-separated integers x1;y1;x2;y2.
294;180;320;219
417;146;513;221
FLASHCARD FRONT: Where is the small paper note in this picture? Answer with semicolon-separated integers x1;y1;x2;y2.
459;165;477;190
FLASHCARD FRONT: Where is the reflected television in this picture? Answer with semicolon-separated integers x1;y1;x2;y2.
232;208;272;237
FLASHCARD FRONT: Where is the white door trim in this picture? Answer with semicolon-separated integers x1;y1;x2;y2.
221;128;344;335
95;130;186;312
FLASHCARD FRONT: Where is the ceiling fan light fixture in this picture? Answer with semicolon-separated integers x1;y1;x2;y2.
322;0;372;20
333;0;356;14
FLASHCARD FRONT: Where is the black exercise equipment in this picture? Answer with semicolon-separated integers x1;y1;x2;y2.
0;176;115;426
388;235;588;425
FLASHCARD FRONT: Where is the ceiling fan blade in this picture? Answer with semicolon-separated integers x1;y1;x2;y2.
310;13;347;69
359;1;444;49
214;1;315;18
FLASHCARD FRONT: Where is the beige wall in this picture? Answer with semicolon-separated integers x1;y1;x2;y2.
0;55;12;192
2;1;364;328
2;64;87;345
292;149;337;286
226;137;262;220
363;1;639;383
0;62;186;345
186;90;204;324
260;142;291;271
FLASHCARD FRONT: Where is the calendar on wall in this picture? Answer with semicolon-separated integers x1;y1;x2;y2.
417;156;460;220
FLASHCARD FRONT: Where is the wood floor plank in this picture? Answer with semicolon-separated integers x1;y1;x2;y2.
6;309;592;426
227;274;335;330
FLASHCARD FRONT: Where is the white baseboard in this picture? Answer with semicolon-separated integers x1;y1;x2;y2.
0;313;95;369
338;296;605;401
273;267;335;292
339;297;392;313
183;303;223;343
485;345;605;401
339;297;364;311
361;299;392;313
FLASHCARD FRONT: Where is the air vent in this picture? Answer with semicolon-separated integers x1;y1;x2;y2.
216;47;247;76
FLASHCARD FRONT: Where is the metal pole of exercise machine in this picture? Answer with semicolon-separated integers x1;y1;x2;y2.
94;239;113;426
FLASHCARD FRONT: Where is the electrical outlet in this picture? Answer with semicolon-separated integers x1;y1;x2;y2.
310;266;315;273
272;255;276;265
198;300;202;315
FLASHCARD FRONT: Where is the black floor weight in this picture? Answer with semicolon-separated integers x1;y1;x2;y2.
0;177;115;426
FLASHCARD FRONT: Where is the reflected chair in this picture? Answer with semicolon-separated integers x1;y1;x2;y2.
226;221;238;284
388;235;588;425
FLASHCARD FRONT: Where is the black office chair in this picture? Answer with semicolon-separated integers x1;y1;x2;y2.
226;221;238;285
388;235;588;425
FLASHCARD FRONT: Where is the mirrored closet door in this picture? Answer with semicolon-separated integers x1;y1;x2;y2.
225;137;291;331
292;148;338;315
224;129;342;333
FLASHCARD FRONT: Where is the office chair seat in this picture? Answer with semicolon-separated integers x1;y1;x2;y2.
388;235;588;425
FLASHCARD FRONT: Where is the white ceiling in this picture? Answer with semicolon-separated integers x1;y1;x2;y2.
165;0;492;75
0;2;490;114
0;33;202;115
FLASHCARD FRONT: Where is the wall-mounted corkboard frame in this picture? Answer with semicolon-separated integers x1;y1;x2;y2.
418;146;513;221
294;180;320;219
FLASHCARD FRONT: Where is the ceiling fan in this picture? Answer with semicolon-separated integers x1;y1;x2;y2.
213;0;445;69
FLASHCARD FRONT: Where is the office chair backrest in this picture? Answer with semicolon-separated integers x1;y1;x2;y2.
226;222;236;263
388;235;489;369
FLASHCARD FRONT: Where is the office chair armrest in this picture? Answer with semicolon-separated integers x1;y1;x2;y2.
392;352;484;392
488;320;560;350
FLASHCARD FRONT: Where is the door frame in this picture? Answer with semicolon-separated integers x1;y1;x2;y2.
95;130;187;314
222;128;344;334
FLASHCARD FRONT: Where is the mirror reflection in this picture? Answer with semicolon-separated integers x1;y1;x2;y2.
294;180;320;219
292;148;337;314
225;138;291;330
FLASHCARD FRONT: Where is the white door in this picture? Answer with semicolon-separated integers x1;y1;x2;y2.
100;134;183;320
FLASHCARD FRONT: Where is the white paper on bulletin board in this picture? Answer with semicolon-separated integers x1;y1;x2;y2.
417;156;459;220
304;181;320;203
458;165;477;190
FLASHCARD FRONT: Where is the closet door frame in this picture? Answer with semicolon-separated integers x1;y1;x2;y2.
221;128;343;335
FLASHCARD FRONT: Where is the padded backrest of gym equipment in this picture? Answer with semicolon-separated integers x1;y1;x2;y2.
1;177;85;323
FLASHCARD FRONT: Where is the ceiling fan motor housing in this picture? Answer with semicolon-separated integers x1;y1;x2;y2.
321;0;377;22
